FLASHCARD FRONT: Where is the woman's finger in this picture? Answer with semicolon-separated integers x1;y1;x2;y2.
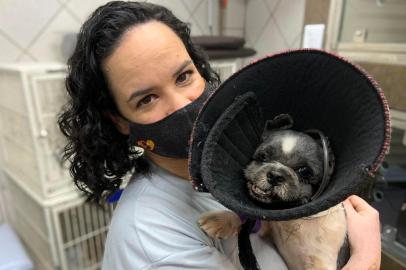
343;198;356;217
342;195;381;270
347;195;373;214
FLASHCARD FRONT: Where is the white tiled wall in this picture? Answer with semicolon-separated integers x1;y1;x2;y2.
198;0;306;63
221;0;246;37
244;0;306;63
0;0;305;63
0;0;219;63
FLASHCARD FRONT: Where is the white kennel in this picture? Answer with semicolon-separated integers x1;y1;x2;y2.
0;63;115;270
3;174;114;270
211;60;239;81
0;63;76;201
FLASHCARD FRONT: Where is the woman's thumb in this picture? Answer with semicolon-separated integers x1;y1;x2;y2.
343;197;357;217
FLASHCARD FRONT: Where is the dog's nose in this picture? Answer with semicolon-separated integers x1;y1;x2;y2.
267;172;284;185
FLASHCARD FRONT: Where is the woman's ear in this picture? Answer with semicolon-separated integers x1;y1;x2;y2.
106;112;130;135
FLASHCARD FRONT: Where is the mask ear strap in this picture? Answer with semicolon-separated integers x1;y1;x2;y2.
304;129;335;201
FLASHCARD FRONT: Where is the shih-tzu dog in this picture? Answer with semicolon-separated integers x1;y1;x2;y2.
198;114;349;270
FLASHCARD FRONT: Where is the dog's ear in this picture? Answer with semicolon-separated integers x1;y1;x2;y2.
264;114;294;131
262;114;294;140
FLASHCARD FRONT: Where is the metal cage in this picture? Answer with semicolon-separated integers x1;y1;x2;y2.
3;174;114;270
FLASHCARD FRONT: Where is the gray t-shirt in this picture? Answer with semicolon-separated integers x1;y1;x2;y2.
102;162;287;270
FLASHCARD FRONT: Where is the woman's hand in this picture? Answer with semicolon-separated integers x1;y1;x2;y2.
342;195;381;270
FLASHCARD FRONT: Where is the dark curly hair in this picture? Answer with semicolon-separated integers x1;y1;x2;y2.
57;1;220;203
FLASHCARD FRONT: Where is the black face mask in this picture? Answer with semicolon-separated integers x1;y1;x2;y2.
127;82;214;159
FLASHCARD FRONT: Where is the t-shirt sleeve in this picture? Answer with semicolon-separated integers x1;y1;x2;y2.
102;200;240;270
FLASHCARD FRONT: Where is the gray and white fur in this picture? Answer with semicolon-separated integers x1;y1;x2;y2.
198;114;349;270
244;129;323;205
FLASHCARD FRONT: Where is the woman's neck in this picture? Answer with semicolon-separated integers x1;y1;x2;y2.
145;151;190;180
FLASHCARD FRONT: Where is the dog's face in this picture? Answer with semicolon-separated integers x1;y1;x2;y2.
244;130;323;204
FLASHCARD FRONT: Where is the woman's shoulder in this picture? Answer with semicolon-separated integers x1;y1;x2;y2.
103;172;220;268
107;171;210;242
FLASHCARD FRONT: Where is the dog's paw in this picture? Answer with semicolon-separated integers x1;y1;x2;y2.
198;211;242;240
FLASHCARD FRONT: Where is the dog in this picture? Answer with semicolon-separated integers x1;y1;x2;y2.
198;114;349;270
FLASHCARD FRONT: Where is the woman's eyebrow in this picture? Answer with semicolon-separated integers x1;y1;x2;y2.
127;88;152;103
172;60;192;78
127;60;192;103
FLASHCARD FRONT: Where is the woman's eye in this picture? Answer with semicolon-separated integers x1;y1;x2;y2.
176;70;193;84
136;94;157;108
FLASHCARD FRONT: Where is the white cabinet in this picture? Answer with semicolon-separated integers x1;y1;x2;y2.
0;63;78;201
326;0;406;65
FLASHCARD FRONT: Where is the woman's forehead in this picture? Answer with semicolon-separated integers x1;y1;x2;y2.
104;21;189;72
103;21;191;91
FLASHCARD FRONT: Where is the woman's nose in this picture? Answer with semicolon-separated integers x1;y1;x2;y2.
165;91;193;116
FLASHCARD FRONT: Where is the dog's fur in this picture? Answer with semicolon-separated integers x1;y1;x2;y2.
198;115;349;270
244;129;323;205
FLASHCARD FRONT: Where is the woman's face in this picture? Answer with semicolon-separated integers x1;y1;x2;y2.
103;21;206;133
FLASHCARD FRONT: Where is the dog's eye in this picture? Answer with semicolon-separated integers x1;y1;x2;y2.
297;166;313;179
254;152;267;162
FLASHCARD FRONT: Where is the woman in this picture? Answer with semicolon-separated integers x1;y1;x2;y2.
58;1;381;269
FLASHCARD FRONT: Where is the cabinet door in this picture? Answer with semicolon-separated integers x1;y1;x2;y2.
340;0;406;44
30;73;73;195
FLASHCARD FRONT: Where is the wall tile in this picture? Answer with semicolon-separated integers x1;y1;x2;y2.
16;53;36;62
192;0;220;35
245;0;271;46
189;17;204;36
223;0;245;29
65;0;111;23
28;9;81;62
242;0;305;66
181;0;202;13
147;0;190;23
289;33;302;48
264;0;281;12
0;34;21;62
253;17;287;57
273;1;305;46
223;28;244;37
0;0;306;63
0;0;60;48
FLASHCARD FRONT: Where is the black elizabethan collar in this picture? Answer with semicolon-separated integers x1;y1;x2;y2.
189;49;391;221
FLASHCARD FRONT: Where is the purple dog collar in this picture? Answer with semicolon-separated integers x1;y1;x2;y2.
239;214;261;234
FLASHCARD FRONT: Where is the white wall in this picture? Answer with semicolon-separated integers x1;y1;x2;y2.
244;0;306;63
192;0;306;64
0;0;305;64
0;0;219;63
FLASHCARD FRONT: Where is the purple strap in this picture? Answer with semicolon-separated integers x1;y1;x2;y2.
238;214;261;233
